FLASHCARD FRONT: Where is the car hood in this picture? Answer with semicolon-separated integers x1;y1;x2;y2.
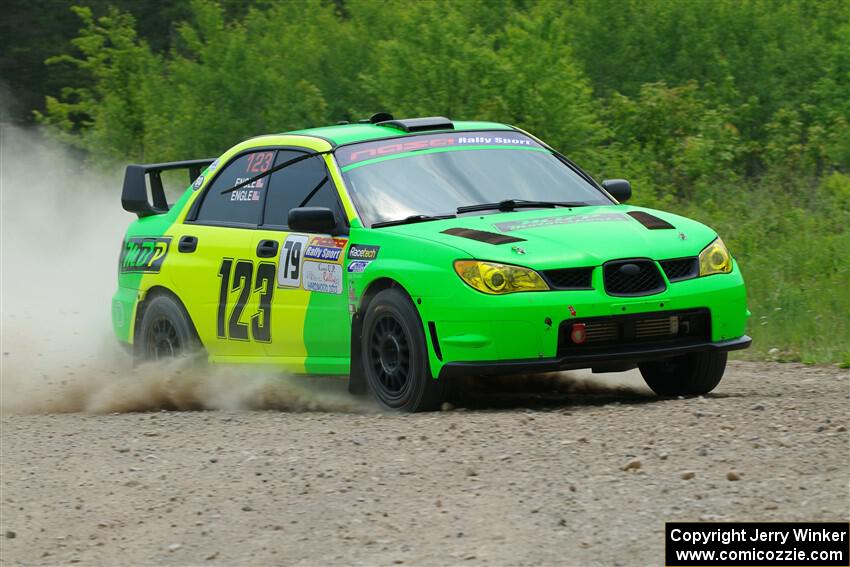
376;205;717;268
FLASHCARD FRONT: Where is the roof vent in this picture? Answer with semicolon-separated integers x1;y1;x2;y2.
376;116;454;132
369;112;394;123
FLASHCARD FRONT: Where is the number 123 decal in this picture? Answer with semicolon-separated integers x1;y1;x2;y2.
217;258;275;342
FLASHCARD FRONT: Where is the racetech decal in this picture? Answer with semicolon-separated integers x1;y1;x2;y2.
120;237;171;273
494;213;630;233
348;244;379;260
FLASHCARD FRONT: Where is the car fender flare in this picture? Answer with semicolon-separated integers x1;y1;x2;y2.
348;278;438;395
134;286;204;357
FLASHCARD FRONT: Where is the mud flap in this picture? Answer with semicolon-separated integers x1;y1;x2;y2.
347;312;367;395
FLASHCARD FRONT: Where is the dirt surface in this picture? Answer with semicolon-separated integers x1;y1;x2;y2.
1;361;848;566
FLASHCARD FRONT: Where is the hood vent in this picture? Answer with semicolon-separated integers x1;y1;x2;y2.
627;211;675;230
441;227;525;245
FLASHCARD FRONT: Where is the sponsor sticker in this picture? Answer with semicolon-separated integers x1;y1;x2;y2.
494;213;630;233
192;175;205;190
311;236;348;249
120;237;171;273
302;261;343;294
347;260;371;273
207;159;220;173
303;236;347;263
338;131;542;167
305;245;343;263
348;244;380;260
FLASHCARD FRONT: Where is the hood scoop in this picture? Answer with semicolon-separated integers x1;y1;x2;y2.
441;227;525;245
627;211;675;230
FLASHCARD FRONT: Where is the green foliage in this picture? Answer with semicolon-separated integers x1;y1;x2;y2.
36;6;158;161
679;173;850;366
35;0;850;363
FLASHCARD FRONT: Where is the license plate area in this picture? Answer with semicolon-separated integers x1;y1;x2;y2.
557;309;710;354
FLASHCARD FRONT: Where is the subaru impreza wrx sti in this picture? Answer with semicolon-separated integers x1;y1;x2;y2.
114;114;751;411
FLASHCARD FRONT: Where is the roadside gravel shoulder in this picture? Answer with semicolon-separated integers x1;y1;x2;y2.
1;361;848;566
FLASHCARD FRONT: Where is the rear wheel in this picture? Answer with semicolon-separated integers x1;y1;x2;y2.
639;351;727;396
135;294;199;363
361;288;444;412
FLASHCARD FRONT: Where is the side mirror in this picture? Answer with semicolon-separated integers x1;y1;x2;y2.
602;179;631;203
288;207;337;233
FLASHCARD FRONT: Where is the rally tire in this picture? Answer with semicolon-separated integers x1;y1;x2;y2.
135;294;200;363
361;288;444;412
639;351;728;396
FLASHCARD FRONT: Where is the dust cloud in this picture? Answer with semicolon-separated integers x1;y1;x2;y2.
0;118;368;415
454;371;651;406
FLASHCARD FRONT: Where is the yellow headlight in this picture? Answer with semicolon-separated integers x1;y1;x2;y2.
454;260;550;294
699;237;732;276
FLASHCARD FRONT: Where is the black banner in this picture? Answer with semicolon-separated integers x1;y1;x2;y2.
120;237;171;273
666;522;849;566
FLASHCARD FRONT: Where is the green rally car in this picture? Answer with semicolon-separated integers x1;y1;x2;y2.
113;114;751;411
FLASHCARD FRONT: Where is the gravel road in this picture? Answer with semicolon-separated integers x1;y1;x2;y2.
1;361;848;566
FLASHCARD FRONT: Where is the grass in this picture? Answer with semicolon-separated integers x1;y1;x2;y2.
672;172;850;366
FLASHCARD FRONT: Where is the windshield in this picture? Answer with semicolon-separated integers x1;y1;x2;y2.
337;131;611;226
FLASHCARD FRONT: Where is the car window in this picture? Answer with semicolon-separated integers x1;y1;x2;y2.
195;151;275;226
262;151;340;229
337;131;610;226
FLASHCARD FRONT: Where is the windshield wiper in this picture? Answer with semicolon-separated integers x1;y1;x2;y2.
371;214;456;228
456;199;589;214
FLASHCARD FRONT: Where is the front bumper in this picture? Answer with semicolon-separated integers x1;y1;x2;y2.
420;261;750;375
437;335;751;379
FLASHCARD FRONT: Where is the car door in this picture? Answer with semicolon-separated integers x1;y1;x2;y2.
252;149;351;374
170;149;275;359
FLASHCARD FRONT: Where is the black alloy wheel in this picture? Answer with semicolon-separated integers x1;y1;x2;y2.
370;314;412;395
144;316;182;360
639;350;728;396
361;288;444;412
136;294;199;364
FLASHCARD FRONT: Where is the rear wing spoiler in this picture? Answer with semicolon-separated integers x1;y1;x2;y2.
122;158;215;217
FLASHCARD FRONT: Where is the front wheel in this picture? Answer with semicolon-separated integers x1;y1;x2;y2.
361;288;444;412
639;351;728;396
135;294;200;363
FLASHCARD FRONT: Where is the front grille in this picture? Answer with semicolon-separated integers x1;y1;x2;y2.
660;257;698;282
603;259;665;296
557;309;710;354
542;267;593;290
582;320;618;341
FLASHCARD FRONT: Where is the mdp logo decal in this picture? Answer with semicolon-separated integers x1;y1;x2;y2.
121;237;172;273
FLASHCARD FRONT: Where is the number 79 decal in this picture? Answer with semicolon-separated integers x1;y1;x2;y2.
278;234;309;288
